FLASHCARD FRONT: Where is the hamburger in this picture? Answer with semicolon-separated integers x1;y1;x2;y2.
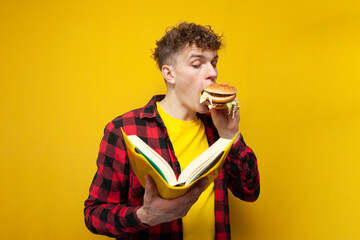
200;83;240;117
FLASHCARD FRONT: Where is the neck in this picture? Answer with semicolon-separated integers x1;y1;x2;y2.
158;94;197;121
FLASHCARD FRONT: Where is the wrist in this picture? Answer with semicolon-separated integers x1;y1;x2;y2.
136;207;155;226
219;130;239;140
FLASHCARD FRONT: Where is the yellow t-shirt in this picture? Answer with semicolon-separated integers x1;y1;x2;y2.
156;102;215;240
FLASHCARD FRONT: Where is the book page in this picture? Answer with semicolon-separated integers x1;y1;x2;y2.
177;138;231;184
184;152;224;185
127;135;178;186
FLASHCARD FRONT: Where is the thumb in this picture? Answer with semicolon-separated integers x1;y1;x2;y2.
144;175;157;199
198;178;209;192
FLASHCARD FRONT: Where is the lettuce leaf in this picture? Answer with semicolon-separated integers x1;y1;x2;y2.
200;92;209;104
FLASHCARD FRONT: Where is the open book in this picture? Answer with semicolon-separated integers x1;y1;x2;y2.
121;128;239;199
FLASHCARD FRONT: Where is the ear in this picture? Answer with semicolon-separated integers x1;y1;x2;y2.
161;64;176;85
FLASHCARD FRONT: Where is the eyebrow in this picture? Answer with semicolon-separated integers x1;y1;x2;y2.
188;54;218;61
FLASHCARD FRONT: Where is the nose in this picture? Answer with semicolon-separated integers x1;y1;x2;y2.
206;63;217;82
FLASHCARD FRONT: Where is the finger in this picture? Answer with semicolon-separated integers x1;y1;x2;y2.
197;178;209;192
189;179;209;205
211;107;227;116
183;178;209;202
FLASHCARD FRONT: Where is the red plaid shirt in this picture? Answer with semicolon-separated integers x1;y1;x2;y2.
84;95;260;240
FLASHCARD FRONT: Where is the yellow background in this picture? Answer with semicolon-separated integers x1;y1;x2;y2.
1;0;359;239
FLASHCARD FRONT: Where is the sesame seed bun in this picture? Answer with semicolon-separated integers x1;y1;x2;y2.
205;94;236;103
204;83;237;95
203;83;237;103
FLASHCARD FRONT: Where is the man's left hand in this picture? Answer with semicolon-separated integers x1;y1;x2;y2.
210;107;240;142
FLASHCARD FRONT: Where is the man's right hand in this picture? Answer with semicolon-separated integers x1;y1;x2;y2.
136;175;208;226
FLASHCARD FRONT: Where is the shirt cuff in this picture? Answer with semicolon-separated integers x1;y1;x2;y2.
123;206;151;233
230;134;248;158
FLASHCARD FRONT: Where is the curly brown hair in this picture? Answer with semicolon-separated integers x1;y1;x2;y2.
152;22;223;69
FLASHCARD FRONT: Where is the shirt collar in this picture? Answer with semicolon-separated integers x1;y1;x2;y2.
140;95;165;120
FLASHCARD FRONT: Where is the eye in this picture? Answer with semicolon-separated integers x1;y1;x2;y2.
211;61;217;68
191;61;202;68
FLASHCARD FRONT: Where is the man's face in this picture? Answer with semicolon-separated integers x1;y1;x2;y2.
170;45;218;114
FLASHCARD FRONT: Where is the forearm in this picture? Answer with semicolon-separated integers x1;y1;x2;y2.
84;197;149;237
226;135;260;202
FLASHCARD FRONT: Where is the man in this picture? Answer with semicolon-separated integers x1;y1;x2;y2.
84;22;260;240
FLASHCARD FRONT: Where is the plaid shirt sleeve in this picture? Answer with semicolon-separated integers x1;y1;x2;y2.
84;120;150;238
225;134;260;201
200;113;260;203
